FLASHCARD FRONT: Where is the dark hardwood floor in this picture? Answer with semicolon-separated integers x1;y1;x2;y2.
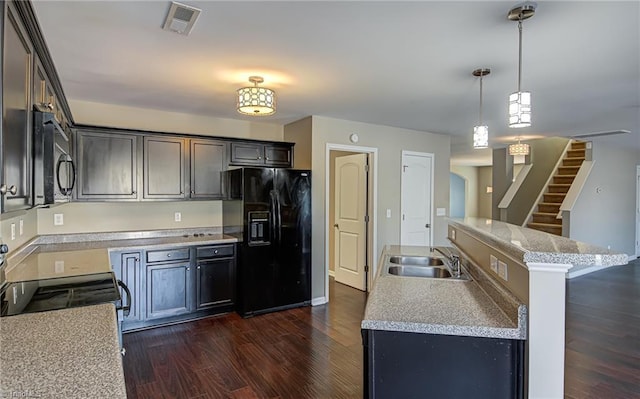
564;258;640;399
123;263;639;398
122;278;367;398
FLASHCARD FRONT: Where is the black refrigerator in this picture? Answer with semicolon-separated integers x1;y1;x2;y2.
223;167;311;317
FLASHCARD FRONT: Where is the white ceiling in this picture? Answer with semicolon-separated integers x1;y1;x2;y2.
32;1;640;165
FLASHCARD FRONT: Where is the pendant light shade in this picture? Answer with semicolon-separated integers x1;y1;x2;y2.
507;2;536;128
237;76;276;116
472;68;490;149
508;137;530;156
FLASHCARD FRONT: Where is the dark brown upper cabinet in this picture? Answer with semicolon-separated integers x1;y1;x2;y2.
229;141;293;168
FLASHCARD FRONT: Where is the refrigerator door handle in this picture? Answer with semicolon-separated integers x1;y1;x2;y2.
276;193;282;246
270;190;278;245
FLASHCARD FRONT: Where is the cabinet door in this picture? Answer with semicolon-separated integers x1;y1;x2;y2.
196;258;235;310
190;139;225;199
143;136;186;199
146;262;192;319
75;130;138;200
229;142;264;165
111;251;142;322
264;144;293;167
2;2;33;212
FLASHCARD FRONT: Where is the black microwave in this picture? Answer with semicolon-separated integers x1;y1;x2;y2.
33;110;75;205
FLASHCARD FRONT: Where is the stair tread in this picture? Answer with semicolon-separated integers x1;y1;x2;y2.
528;222;562;227
549;183;571;187
545;193;566;196
533;212;558;216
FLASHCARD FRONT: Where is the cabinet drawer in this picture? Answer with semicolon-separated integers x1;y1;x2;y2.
196;245;234;259
146;248;190;263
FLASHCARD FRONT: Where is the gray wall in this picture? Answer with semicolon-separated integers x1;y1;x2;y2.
569;141;639;255
450;173;465;218
505;137;569;225
477;166;493;218
307;116;451;301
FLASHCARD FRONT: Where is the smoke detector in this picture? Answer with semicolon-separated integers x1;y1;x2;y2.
163;2;201;36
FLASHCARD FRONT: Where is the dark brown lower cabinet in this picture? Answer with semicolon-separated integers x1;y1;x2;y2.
111;244;236;332
146;261;193;320
362;329;525;399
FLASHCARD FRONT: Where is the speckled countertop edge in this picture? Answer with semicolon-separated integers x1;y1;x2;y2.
361;246;526;340
5;227;239;276
449;218;628;266
0;303;127;399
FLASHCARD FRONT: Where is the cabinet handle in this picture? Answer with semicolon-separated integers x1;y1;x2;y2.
187;267;190;271
1;185;17;195
214;250;219;254
0;185;6;195
191;191;195;194
197;266;201;270
132;191;137;195
266;157;270;161
167;254;171;257
257;156;262;160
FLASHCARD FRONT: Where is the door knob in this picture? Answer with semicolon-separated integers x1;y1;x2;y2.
0;185;17;195
425;224;431;228
334;224;339;228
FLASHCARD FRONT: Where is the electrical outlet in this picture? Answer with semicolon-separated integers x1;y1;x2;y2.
451;229;456;240
54;261;65;273
54;213;64;226
10;223;16;240
498;260;508;281
174;212;182;222
19;219;23;236
386;209;391;218
490;255;498;273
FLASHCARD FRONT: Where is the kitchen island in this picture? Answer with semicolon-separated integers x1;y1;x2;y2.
363;218;628;399
362;245;527;398
0;303;127;399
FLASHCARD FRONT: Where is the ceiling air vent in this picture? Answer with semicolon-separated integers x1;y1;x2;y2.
163;2;201;36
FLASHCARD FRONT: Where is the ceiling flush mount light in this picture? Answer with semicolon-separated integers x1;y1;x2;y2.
237;76;276;116
508;2;536;128
508;137;530;156
472;68;491;149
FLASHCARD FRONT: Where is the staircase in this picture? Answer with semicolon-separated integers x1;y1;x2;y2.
527;141;586;235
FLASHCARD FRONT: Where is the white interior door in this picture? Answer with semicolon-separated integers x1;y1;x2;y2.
334;153;368;291
401;152;434;247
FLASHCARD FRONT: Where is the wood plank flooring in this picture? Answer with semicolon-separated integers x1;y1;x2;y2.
122;278;367;398
564;258;640;399
123;263;639;398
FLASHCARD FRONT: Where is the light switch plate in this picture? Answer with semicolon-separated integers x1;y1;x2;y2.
174;212;182;222
498;260;508;281
436;208;446;216
10;223;16;240
490;255;498;273
19;219;23;236
451;229;456;240
55;261;65;273
386;209;391;218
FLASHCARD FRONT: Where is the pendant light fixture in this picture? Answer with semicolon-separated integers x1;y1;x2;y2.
237;76;276;116
508;136;530;156
472;68;490;149
507;2;536;128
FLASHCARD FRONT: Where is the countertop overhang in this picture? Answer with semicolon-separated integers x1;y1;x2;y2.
449;217;628;267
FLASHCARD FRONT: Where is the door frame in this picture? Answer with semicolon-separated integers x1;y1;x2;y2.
636;165;640;257
325;143;378;299
400;151;435;247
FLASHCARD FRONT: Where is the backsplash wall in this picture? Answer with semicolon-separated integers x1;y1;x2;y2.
37;201;223;235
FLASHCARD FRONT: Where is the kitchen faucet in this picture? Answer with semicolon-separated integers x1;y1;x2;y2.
433;247;461;278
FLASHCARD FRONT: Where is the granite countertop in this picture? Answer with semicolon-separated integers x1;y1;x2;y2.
0;303;127;399
361;245;526;340
449;217;628;266
5;228;238;281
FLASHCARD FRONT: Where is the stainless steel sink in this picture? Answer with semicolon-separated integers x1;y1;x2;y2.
388;265;451;278
388;256;444;266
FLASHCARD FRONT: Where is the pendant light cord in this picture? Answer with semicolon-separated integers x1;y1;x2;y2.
479;75;483;125
518;19;523;92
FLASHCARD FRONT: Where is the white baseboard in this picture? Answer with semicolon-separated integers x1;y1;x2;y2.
311;296;328;306
328;269;335;278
